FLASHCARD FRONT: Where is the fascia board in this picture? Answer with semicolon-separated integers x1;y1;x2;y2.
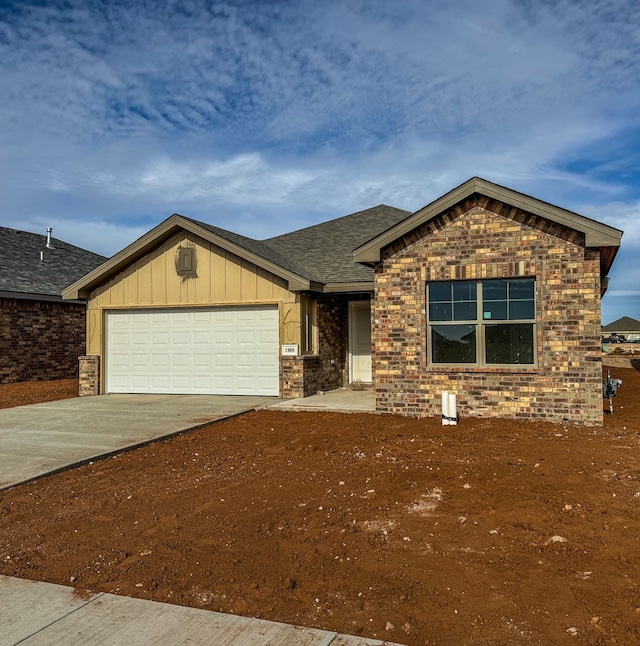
322;281;374;293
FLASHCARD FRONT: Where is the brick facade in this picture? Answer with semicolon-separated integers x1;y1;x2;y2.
373;196;603;424
0;297;86;384
79;355;100;396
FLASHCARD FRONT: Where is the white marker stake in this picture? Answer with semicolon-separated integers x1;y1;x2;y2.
442;391;449;425
448;392;457;425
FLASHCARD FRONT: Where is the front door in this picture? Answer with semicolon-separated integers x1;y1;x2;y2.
349;301;372;383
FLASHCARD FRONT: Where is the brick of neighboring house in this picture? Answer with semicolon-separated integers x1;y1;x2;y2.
373;196;603;425
0;298;86;384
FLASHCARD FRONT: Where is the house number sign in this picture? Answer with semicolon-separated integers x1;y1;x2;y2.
281;344;299;356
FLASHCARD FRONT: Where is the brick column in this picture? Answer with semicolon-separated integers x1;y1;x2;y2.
79;355;100;396
280;355;323;398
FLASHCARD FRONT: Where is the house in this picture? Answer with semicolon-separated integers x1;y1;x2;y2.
602;316;640;338
63;177;622;424
0;227;106;383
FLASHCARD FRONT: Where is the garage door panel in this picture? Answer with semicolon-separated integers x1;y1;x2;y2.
172;354;190;368
132;354;148;367
193;331;211;345
172;331;190;345
111;332;130;346
151;354;169;367
236;354;256;368
133;376;151;389
193;353;211;367
213;353;232;367
107;307;278;395
152;332;169;344
258;353;278;368
213;310;233;322
132;332;149;346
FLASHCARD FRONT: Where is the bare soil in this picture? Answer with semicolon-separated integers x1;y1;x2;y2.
1;364;639;645
0;378;78;409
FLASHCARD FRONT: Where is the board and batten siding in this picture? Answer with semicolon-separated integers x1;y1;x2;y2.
85;231;303;361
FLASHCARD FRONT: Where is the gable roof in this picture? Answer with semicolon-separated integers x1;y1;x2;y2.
602;316;640;333
264;205;411;288
64;206;412;299
353;177;623;276
0;227;106;301
63;214;320;300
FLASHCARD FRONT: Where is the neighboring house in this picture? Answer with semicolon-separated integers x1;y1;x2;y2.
602;316;640;337
0;227;106;383
63;177;622;424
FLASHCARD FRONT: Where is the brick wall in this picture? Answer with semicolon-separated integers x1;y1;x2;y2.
280;355;321;398
0;297;86;384
373;196;603;424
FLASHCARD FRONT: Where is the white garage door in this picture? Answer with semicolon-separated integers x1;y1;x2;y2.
106;306;279;396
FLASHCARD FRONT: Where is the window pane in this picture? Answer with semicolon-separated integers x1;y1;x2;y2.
429;302;452;321
429;282;452;302
483;280;507;300
432;325;476;363
453;281;476;302
453;301;476;321
483;301;507;320
509;300;535;320
485;324;534;364
508;279;534;300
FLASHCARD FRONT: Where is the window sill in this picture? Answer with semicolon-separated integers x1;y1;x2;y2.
426;365;538;374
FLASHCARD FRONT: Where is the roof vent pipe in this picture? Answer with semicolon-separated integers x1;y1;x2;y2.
46;227;54;249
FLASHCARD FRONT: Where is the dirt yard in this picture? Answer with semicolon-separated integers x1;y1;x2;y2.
0;378;78;409
1;362;639;645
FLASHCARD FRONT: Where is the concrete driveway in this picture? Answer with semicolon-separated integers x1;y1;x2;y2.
0;394;275;490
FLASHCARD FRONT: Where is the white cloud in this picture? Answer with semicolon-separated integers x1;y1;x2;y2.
1;0;640;323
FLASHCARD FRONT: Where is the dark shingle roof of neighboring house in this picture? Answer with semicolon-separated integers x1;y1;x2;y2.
602;316;640;333
0;227;106;299
264;205;412;285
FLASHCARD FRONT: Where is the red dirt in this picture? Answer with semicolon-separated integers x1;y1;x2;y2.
1;365;639;645
0;379;78;409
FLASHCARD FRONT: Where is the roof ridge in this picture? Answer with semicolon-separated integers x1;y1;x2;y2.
264;204;411;243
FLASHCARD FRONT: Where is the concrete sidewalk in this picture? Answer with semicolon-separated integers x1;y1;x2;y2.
0;394;275;490
269;388;376;413
0;576;404;646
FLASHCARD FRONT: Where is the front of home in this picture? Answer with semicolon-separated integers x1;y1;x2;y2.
63;178;622;424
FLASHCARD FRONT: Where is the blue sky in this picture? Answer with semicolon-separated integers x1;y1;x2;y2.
1;0;639;324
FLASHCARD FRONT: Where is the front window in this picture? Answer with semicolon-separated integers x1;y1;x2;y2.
427;279;536;366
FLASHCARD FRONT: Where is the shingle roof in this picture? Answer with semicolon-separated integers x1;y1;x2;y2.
0;227;106;298
602;316;640;333
181;216;316;281
264;205;412;284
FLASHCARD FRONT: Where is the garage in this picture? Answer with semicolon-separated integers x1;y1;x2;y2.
106;306;279;396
